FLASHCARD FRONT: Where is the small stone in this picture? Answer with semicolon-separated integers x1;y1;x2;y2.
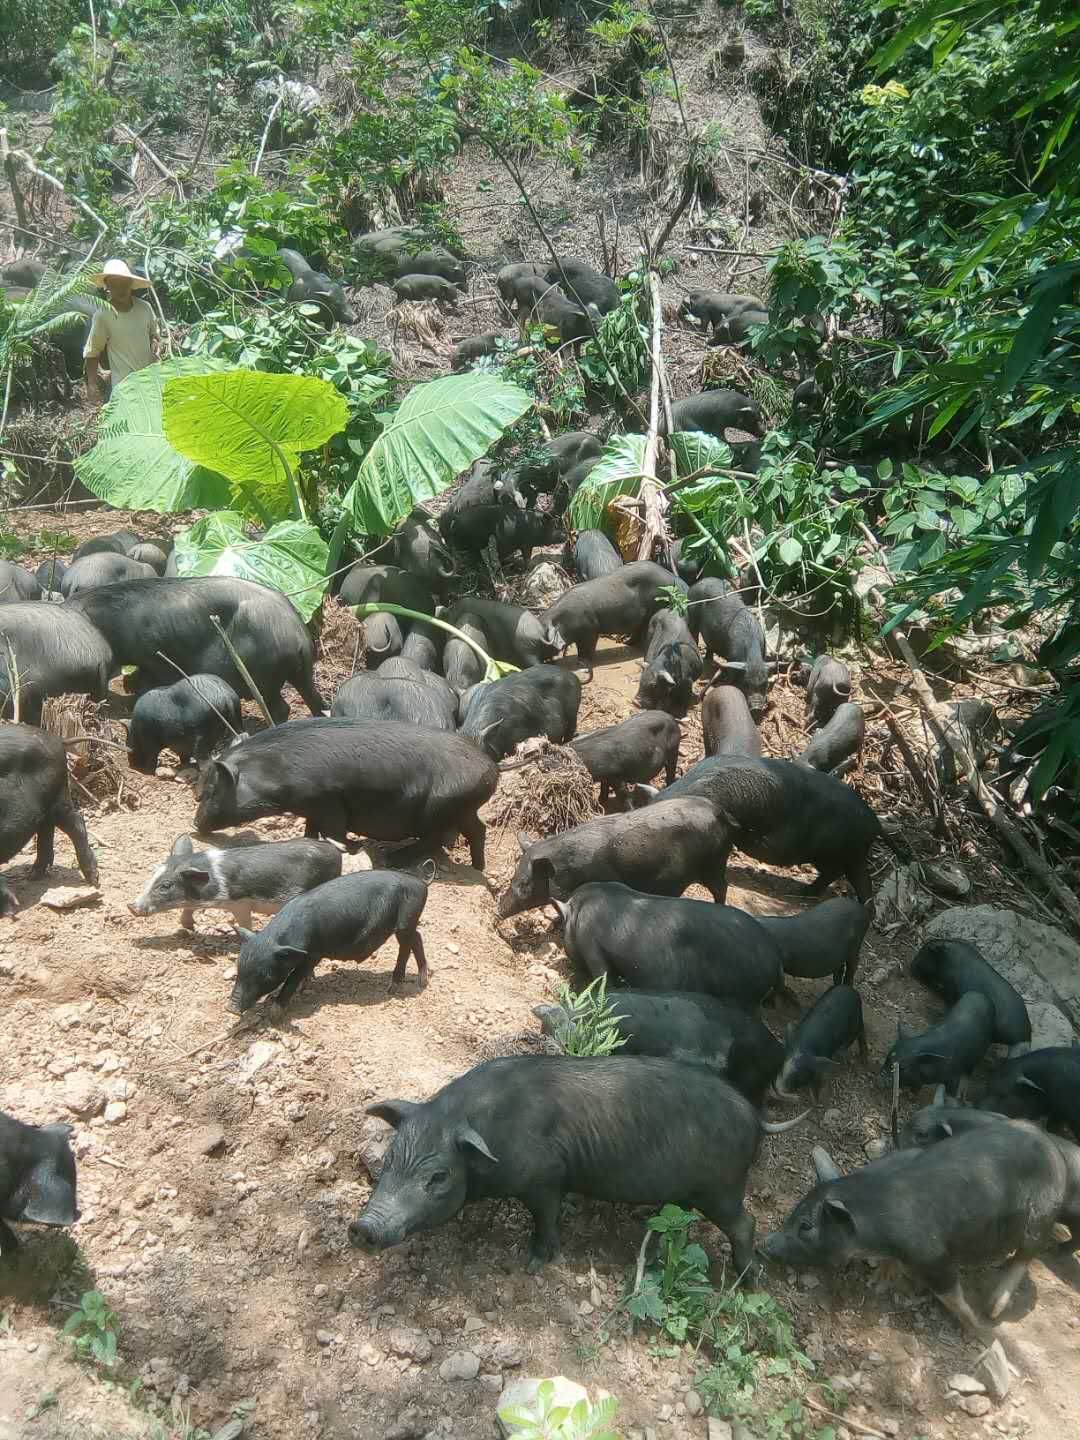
463;1316;487;1333
39;885;100;911
948;1375;986;1396
383;1406;425;1440
822;1108;841;1126
961;1395;992;1417
189;1124;225;1157
446;943;461;955
656;1406;673;1423
438;1350;480;1382
104;1100;127;1124
684;1390;703;1416
313;1283;328;1299
864;1351;885;1368
316;1329;334;1346
880;1422;900;1437
491;1339;524;1369
977;1338;1011;1401
389;1328;433;1363
805;1331;825;1365
920;861;970;898
63;1073;104;1119
864;1137;889;1160
707;1420;733;1440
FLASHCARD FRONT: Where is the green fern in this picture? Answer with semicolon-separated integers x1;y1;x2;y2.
0;262;103;378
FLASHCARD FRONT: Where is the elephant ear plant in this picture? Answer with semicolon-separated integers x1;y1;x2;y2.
75;361;534;623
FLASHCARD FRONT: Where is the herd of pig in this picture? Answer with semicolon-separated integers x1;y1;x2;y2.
1;484;1078;1388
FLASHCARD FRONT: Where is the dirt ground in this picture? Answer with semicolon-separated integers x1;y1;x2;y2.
0;515;1078;1440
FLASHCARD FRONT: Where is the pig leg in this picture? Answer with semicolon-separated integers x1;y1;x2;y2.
698;1194;755;1278
53;798;98;886
228;902;253;930
29;823;55;878
0;1217;19;1256
180;908;196;931
925;1269;991;1339
599;781;610;805
703;853;730;904
0;878;16;918
988;1257;1031;1320
845;858;873;904
576;634;598;683
522;1187;563;1271
857;1024;870;1062
391;928;428;986
273;955;319;1008
459;810;487;871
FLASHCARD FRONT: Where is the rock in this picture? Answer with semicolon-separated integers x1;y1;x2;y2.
873;864;933;928
519;561;572;610
804;1331;826;1365
316;1329;334;1346
707;1420;733;1440
920;861;970;899
497;1378;588;1436
853;563;892;621
960;1394;992;1417
439;1350;480;1382
463;1316;487;1333
977;1338;1011;1401
239;1041;278;1080
879;1422;899;1438
948;1373;984;1395
103;1100;127;1124
62;1072;104;1119
1027;1001;1076;1050
684;1390;703;1416
822;1109;842;1127
491;1339;524;1369
924;906;1080;1034
656;1404;673;1422
189;1124;225;1157
388;1327;433;1363
38;885;100;911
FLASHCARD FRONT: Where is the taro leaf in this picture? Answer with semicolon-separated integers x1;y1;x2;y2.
172;511;329;620
569;432;648;530
347;370;533;535
74;356;233;514
669;429;733;476
164;369;348;523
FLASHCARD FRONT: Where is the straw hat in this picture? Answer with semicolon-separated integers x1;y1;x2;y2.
90;258;152;288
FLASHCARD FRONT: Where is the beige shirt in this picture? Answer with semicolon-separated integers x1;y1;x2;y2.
83;298;158;382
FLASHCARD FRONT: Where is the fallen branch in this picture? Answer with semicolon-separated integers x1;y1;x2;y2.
118;122;184;199
5;147;108;233
883;709;946;837
209;615;274;728
804;1396;886;1440
892;629;1080;937
0;129;28;234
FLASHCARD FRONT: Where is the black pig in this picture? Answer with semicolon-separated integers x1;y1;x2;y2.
805;655;851;728
0;724;98;916
194;718;497;868
775;985;867;1099
795;703;865;773
882;991;995;1096
543;560;676;678
499;799;729;917
978;1047;1080;1138
572;530;622;582
0;1111;79;1256
229;871;428;1011
754;897;870;989
459;665;580;760
702;685;762;758
570;711;680;803
910;938;1031;1051
553;881;783;1007
687;584;770;716
636;609;702;715
350;1055;763;1272
127;674;241;773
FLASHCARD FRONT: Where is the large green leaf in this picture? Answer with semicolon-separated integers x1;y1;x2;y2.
347;370;533;536
163;370;349;523
569;432;648;530
74;356;233;514
172;511;330;620
669;430;733;476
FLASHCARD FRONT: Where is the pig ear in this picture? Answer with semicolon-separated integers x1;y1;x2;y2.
656;670;676;689
1017;1076;1046;1095
935;1121;954;1140
367;1099;419;1129
170;835;195;858
179;867;211;895
822;1197;855;1231
811;1147;843;1183
20;1160;76;1225
516;831;536;853
456;1125;498;1164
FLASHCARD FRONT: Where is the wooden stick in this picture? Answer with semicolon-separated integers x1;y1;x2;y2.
883;709;946;837
208;615;275;728
804;1396;886;1439
0;129;28;234
118;123;184;199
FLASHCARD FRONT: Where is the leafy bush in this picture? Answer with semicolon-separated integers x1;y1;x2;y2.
63;1290;118;1369
499;1380;621;1440
0;0;85;86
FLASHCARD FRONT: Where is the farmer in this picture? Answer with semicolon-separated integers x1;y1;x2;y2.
83;258;158;404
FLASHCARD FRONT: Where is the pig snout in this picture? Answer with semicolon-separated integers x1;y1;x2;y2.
127;901;144;916
348;1213;404;1252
